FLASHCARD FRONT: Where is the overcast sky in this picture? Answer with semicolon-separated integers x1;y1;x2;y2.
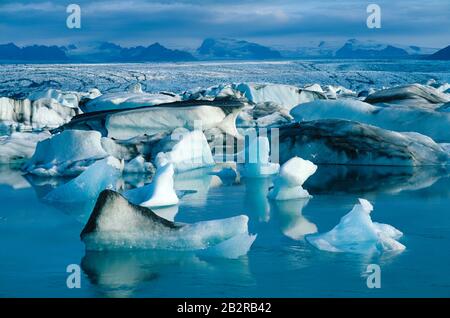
0;0;449;49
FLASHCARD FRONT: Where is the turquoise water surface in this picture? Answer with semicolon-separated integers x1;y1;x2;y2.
0;164;449;297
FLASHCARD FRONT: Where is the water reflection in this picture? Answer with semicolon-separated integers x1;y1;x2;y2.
270;198;317;240
306;165;449;195
81;250;253;298
243;177;272;223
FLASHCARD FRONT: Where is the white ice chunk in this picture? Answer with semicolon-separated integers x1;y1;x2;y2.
24;130;109;176
82;88;180;113
268;156;317;200
306;198;405;253
43;156;123;203
235;83;325;110
154;130;215;173
124;163;179;208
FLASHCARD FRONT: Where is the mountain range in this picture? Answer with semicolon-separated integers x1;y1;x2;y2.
0;39;447;62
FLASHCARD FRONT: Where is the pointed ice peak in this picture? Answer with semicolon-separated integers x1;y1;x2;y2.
358;198;373;214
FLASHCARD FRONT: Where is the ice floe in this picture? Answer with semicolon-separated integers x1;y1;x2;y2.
268;156;317;200
43;156;123;203
278;120;450;166
81;189;256;258
23;130;109;176
124;163;179;208
306;198;405;253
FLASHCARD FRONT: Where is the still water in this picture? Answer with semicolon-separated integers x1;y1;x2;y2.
0;164;449;297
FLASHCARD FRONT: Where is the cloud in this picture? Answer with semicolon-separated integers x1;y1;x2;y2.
0;0;448;48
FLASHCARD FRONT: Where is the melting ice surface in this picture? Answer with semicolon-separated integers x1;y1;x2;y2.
43;156;123;203
306;199;405;254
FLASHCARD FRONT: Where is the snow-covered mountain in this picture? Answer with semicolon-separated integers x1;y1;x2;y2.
280;39;438;59
196;38;282;60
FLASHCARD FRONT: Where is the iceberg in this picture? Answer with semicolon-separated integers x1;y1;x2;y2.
80;83;180;113
81;189;256;258
124;163;179;208
0;131;50;163
306;198;405;253
268;156;317;200
278;120;450;166
290;99;450;142
153;129;215;172
0;89;80;131
239;136;279;177
43;156;123;203
124;155;155;174
235;83;326;110
60;97;246;140
364;84;449;107
23;130;109;176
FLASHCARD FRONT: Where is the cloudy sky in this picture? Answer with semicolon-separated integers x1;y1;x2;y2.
0;0;449;49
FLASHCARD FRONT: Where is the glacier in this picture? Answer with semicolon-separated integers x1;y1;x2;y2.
306;198;405;254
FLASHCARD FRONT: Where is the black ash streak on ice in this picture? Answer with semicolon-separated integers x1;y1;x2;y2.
1;60;450;98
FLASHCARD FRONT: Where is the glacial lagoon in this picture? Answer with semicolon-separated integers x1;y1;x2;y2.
1;59;450;297
1;165;449;297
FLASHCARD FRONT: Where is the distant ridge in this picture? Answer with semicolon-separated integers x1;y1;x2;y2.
0;42;195;63
424;45;450;60
197;38;282;60
0;43;67;61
